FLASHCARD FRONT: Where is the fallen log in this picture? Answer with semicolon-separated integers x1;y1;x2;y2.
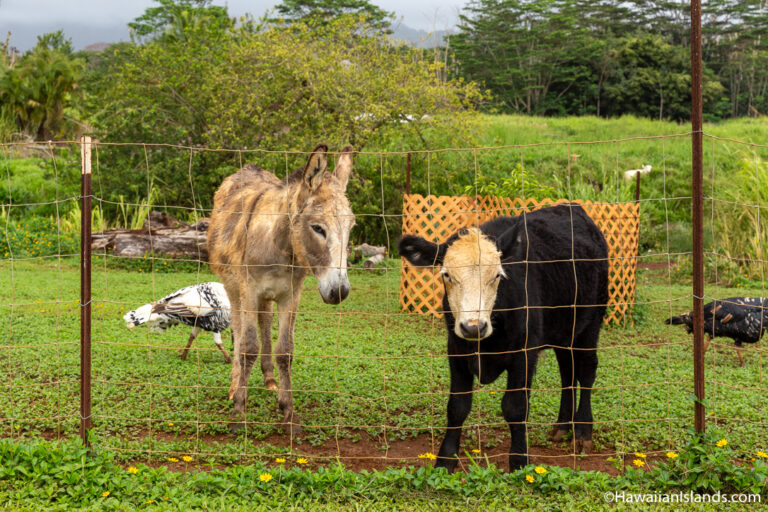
91;211;210;261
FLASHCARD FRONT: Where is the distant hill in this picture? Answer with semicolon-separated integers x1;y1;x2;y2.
390;23;454;48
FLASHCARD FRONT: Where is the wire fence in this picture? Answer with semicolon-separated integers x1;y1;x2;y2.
0;129;766;473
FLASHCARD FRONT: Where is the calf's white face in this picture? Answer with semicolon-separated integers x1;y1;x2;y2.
440;229;505;340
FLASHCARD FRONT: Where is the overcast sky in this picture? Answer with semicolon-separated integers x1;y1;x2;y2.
1;0;465;51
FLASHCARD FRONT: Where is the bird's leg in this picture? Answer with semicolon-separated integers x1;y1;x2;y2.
181;326;201;360
213;332;232;363
736;346;745;367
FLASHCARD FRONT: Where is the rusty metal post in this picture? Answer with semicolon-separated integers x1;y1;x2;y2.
80;136;93;443
405;152;411;195
691;0;706;433
635;171;641;203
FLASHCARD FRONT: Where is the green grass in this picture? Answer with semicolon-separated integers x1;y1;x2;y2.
1;257;767;469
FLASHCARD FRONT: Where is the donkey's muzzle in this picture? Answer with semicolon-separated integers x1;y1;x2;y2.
322;283;350;305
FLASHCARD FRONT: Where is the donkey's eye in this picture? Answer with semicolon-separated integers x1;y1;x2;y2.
442;273;452;283
311;225;326;238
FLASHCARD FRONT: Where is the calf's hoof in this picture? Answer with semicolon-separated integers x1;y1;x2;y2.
434;455;458;472
575;439;593;454
508;454;528;471
264;377;278;391
549;426;569;442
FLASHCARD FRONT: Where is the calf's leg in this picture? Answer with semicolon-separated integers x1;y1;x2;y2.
573;347;598;454
503;352;538;471
551;348;575;442
436;356;474;471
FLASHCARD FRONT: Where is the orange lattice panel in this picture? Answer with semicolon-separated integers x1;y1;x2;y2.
399;194;639;325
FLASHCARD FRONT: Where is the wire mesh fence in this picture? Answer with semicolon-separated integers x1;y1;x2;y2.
1;131;766;472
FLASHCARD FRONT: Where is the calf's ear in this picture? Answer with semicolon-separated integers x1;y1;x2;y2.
398;235;446;266
494;224;524;255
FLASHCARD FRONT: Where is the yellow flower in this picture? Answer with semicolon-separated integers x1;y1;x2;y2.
534;466;547;474
101;491;110;498
275;458;286;463
145;500;155;504
259;473;273;482
666;452;678;459
757;451;768;459
296;458;308;464
471;449;481;454
417;453;437;460
163;497;169;501
182;456;193;462
633;459;645;468
525;474;535;483
716;439;727;448
127;466;138;474
634;452;646;459
167;422;174;426
168;457;178;463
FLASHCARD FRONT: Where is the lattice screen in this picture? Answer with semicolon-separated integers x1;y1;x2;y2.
399;194;640;325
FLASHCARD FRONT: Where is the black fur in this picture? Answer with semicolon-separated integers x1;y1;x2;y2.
399;204;609;471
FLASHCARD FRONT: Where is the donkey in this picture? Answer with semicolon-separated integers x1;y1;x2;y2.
207;144;355;433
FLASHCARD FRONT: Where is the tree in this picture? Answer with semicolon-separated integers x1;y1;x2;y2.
451;0;604;115
128;0;233;42
601;33;724;121
0;31;83;139
85;15;483;245
274;0;394;33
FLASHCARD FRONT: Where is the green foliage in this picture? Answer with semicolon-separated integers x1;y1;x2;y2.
0;156;79;217
649;428;768;494
449;0;764;121
0;216;78;259
274;0;394;33
85;13;483;246
464;163;555;199
602;33;724;122
0;33;84;140
128;0;233;42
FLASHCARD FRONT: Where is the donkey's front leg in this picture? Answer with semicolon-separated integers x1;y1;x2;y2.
276;292;301;435
229;290;259;432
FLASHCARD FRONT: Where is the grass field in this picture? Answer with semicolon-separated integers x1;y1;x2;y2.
2;255;767;474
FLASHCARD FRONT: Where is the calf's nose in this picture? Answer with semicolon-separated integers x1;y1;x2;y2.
459;319;488;340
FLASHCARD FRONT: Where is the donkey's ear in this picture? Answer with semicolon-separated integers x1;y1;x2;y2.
333;145;354;191
398;235;446;267
303;144;329;191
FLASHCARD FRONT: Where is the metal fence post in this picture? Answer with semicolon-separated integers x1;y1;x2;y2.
80;136;93;443
690;0;706;433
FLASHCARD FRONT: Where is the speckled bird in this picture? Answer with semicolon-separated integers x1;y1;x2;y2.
665;297;768;366
123;282;232;363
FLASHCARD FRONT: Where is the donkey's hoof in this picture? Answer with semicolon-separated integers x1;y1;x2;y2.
265;378;278;391
228;413;246;433
575;439;593;454
549;427;569;442
285;422;303;436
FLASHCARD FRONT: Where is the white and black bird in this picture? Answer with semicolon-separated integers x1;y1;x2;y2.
123;282;232;363
665;297;768;366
